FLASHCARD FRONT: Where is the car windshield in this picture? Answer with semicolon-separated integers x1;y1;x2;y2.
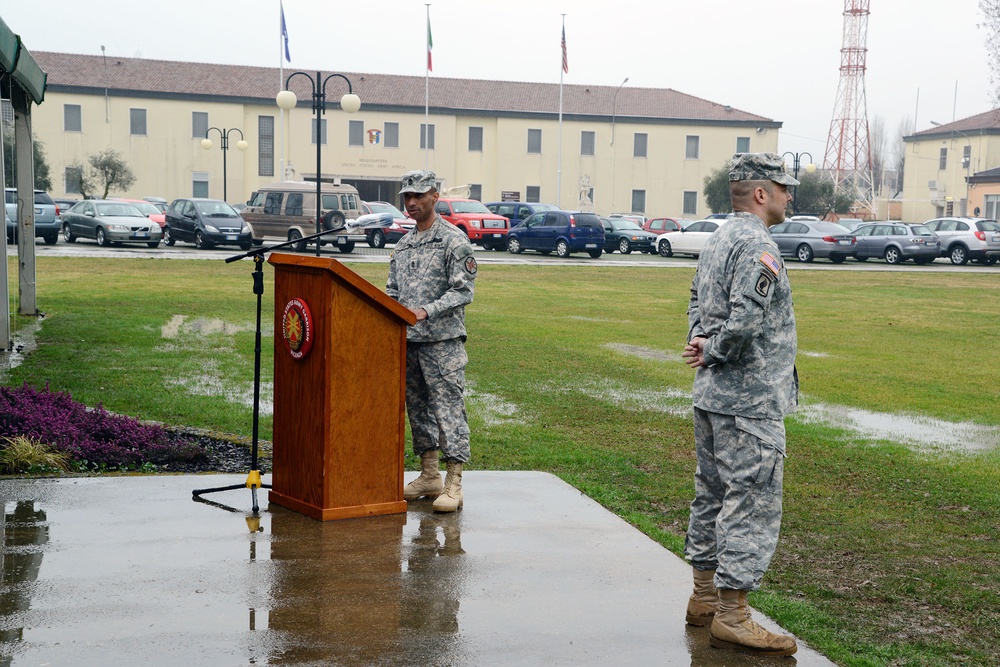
128;201;160;216
451;201;491;214
194;201;239;217
368;202;406;218
910;225;933;235
977;220;1000;232
95;203;143;217
611;220;643;231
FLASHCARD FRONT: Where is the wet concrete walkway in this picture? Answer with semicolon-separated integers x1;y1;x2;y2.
0;472;834;666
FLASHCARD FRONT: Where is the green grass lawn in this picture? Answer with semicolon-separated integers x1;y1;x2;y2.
5;257;1000;666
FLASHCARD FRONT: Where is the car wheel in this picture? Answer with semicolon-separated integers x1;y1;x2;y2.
884;246;903;264
239;240;252;251
62;224;76;243
796;244;814;262
146;241;159;249
830;255;846;264
370;230;386;248
195;230;213;250
983;256;997;266
323;211;346;231
96;227;111;247
658;239;673;257
507;237;523;254
289;229;307;253
556;240;571;258
163;227;175;246
949;244;969;265
44;234;58;246
618;238;632;254
337;241;356;254
588;248;603;258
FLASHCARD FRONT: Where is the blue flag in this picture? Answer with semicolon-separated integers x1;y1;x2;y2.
281;2;291;62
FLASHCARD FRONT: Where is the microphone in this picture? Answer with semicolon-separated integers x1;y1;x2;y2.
344;212;394;230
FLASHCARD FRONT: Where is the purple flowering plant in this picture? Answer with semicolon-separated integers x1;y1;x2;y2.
0;383;207;471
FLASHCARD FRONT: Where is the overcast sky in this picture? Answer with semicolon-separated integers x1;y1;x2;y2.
4;0;993;167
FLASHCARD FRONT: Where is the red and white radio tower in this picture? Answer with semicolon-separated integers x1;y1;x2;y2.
823;0;875;212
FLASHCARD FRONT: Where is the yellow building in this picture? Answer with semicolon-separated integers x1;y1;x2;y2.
30;51;781;217
901;110;1000;222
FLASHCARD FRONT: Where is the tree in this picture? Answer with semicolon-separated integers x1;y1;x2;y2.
703;161;733;214
869;115;887;195
2;132;53;192
980;0;1000;106
76;149;135;199
792;172;855;217
891;116;912;195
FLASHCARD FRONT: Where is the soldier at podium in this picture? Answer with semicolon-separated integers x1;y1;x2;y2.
387;170;478;513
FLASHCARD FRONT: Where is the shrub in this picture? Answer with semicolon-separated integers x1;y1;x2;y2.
0;435;71;474
0;383;206;471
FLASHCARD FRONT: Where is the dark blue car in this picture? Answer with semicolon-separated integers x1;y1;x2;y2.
506;210;605;258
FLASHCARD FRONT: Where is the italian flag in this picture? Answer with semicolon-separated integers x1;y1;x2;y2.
427;16;433;72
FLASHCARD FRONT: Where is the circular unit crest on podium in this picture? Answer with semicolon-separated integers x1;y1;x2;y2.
282;297;314;360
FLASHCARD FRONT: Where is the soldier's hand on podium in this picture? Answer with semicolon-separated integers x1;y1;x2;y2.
410;307;428;322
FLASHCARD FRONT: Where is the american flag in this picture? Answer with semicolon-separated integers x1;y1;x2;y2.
561;25;568;74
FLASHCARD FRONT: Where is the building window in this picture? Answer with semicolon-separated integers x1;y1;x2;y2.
193;172;209;198
385;122;399;148
526;185;541;202
736;136;750;153
634;133;647;158
581;131;595;156
985;194;1000;220
258;115;274;177
64;104;82;132
65;166;82;194
349;120;364;146
963;145;971;167
685;135;700;159
469;184;482;201
527;129;542;154
469;126;484;152
192;112;208;139
420;124;436;149
631;189;646;214
939;147;947;170
130;108;147;136
312;118;327;145
683;191;698;215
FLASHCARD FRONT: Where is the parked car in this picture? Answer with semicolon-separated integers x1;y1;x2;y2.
602;217;657;254
112;198;167;228
921;216;1000;265
52;197;81;217
61;200;163;247
768;221;857;263
5;188;60;245
704;213;730;220
164;198;253;250
851;222;940;264
608;213;647;225
485;202;561;229
643;217;691;235
434;198;509;250
241;181;364;252
655;219;728;258
789;214;820;222
506;210;605;258
361;200;413;247
144;197;169;213
835;218;865;230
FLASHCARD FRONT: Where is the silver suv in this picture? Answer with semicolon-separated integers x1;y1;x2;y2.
922;217;1000;265
5;188;60;245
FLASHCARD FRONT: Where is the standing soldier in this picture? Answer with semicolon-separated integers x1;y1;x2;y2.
387;170;477;512
681;153;800;656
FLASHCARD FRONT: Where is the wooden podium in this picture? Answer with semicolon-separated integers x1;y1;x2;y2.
266;253;416;521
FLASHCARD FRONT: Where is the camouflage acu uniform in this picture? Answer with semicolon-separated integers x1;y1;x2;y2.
684;209;798;592
387;214;477;464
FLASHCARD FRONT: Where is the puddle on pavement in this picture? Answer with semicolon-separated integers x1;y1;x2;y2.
0;317;44;383
466;381;526;427
604;342;684;363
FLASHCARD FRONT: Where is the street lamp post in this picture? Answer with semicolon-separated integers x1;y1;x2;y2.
781;151;816;214
201;128;248;203
930;121;973;215
276;71;361;256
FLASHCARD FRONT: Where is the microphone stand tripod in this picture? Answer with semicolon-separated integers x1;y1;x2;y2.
192;225;359;514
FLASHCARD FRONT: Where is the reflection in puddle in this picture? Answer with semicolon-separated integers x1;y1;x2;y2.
604;342;683;363
1;500;49;652
796;403;1000;453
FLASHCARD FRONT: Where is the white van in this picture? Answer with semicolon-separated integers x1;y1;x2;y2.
241;181;364;253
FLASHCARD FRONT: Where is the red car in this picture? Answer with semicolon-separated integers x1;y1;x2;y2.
361;200;413;248
643;217;691;235
113;198;167;228
434;198;509;250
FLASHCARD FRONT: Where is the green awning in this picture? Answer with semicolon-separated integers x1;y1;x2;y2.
0;15;47;105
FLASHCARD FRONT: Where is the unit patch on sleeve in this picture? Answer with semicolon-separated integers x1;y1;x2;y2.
755;272;773;298
759;251;781;277
464;255;478;275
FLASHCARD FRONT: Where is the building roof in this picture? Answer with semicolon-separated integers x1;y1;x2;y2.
906;108;1000;141
967;165;1000;184
34;51;778;127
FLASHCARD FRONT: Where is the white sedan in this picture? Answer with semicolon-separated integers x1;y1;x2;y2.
656;218;728;258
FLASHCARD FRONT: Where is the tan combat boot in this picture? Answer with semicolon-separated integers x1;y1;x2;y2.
432;461;463;512
710;588;797;656
685;568;718;626
403;450;443;500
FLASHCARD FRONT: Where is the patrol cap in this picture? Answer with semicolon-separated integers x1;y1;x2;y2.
398;170;438;195
729;152;800;186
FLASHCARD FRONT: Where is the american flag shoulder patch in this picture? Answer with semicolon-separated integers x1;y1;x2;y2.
760;251;781;277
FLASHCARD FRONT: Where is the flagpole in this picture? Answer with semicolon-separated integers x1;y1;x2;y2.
279;1;285;181
557;14;566;208
425;4;431;169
